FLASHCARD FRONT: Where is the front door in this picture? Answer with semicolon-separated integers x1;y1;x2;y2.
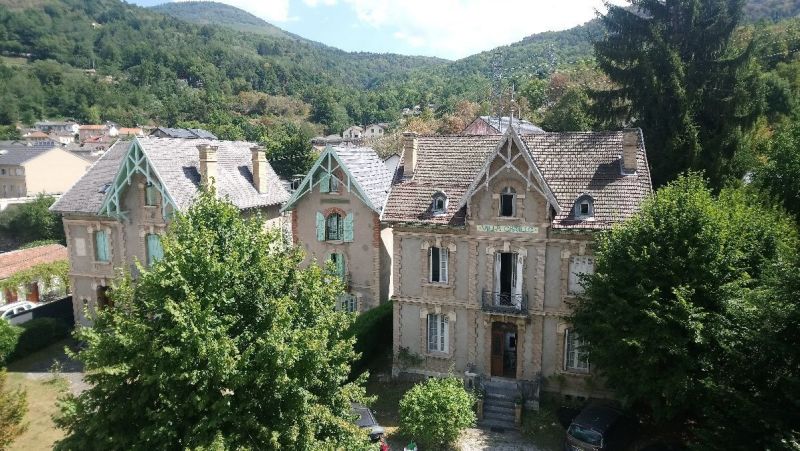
490;322;518;378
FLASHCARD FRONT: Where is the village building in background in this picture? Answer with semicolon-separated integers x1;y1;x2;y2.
463;116;545;135
0;145;92;199
0;243;68;304
149;127;218;139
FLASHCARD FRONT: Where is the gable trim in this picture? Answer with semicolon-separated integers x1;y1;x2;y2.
281;145;377;213
98;138;179;220
458;128;561;213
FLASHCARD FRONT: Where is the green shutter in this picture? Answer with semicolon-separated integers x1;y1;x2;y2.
95;231;109;262
320;173;330;193
336;254;345;280
343;213;354;242
146;234;163;266
316;212;325;241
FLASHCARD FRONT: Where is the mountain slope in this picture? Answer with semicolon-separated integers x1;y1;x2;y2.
151;1;305;42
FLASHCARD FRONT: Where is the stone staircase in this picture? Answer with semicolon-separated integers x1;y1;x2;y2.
479;378;520;431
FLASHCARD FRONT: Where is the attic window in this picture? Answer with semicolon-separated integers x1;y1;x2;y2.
574;194;594;219
432;192;447;216
499;187;516;217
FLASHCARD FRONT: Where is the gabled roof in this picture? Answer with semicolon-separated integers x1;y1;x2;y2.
381;135;500;226
51;137;289;216
0;244;67;280
381;130;653;230
0;147;53;165
149;127;217;139
521;130;652;229
282;145;392;213
476;116;544;134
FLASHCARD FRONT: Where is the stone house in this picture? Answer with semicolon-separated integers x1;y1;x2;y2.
363;123;387;138
382;129;652;408
342;126;363;139
50;137;289;325
0;146;92;198
282;146;393;312
79;124;118;142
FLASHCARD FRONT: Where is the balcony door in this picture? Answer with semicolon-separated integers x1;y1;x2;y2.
493;252;523;307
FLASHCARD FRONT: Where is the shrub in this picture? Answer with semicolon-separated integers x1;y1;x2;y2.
9;318;69;361
0;322;21;364
0;370;27;448
399;376;476;448
346;301;392;375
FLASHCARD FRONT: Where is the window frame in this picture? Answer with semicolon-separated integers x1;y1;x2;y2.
145;182;158;206
568;256;595;295
564;329;590;372
428;246;449;283
427;313;449;353
499;187;516;217
431;192;447;216
325;213;343;241
574;194;594;219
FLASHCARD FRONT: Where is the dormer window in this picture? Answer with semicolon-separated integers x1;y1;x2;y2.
574;194;594;219
499;187;516;217
432;192;447;215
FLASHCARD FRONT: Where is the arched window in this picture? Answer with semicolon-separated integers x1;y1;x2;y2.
499;187;516;217
574;194;594;219
326;213;343;240
432;191;447;215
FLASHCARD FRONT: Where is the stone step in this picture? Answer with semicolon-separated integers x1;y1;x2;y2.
484;390;518;402
484;410;515;424
478;418;518;432
483;403;514;416
483;397;515;409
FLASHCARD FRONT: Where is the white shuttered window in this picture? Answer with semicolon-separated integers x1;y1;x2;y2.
568;256;594;295
427;313;449;353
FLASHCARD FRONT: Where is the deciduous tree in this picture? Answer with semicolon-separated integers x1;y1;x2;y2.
54;189;370;450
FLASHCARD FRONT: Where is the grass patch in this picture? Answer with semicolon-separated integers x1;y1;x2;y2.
5;372;68;450
521;398;567;451
0;56;28;67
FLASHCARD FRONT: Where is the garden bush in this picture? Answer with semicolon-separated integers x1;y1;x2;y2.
9;318;69;361
346;301;392;375
0;322;21;364
399;376;476;448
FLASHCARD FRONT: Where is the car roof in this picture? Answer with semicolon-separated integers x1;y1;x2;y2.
572;404;623;433
351;403;377;428
0;301;30;311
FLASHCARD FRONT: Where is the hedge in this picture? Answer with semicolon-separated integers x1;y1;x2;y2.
8;318;70;362
346;301;392;375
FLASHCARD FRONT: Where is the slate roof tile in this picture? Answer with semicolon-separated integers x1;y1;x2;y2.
333;146;393;210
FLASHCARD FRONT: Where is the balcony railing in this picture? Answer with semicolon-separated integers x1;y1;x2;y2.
481;290;528;314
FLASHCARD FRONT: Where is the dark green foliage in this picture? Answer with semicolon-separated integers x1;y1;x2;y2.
572;174;799;447
0;194;65;246
346;302;392;376
0;321;21;364
54;188;370;450
8;318;69;362
399;376;476;448
540;87;594;132
0;125;20;140
592;0;764;188
753;120;800;219
0;369;27;448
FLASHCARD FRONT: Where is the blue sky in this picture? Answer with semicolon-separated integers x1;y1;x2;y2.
134;0;626;60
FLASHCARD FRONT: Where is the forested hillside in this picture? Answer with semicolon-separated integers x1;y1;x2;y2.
0;0;799;143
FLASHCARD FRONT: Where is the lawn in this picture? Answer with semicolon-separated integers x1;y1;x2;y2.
520;398;567;451
5;372;68;450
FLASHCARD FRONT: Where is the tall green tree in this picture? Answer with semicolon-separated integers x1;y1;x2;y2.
753;119;800;219
572;174;798;446
592;0;764;187
54;189;370;450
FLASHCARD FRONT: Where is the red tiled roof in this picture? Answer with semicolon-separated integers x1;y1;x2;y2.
0;244;67;279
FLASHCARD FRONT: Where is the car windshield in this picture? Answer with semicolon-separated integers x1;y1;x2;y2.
568;424;603;446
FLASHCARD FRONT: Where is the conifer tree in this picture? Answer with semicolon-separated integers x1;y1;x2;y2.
592;0;763;187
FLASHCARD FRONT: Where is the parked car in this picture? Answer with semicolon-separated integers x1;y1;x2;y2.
565;403;637;451
351;403;385;442
0;301;34;321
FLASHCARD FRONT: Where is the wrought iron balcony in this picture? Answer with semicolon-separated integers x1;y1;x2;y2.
482;290;528;314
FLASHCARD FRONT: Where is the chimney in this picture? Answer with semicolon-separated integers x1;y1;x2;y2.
622;129;638;174
251;146;269;193
198;144;218;185
402;131;419;177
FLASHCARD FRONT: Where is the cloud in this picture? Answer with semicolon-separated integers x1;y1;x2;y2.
342;0;628;59
303;0;337;6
